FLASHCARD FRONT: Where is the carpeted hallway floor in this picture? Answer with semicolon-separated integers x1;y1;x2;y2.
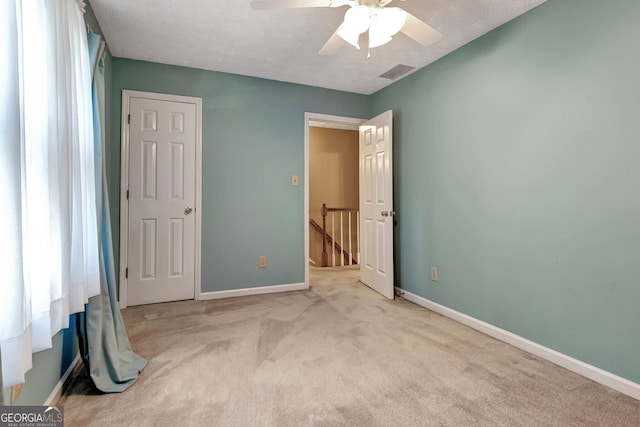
59;266;639;426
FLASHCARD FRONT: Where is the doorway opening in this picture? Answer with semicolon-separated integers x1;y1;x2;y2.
304;113;365;289
308;124;360;268
305;111;396;299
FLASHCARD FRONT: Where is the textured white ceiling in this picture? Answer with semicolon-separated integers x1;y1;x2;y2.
89;0;547;95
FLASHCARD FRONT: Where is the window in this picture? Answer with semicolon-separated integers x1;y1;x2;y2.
0;0;99;388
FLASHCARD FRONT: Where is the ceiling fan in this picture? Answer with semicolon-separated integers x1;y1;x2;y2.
250;0;443;55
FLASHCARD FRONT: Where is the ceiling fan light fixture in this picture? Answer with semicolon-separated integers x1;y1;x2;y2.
378;7;406;37
337;5;370;47
337;25;362;48
251;0;443;57
369;7;406;48
368;24;392;48
344;5;370;33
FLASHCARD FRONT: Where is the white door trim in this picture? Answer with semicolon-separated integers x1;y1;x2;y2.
304;112;366;288
119;90;203;309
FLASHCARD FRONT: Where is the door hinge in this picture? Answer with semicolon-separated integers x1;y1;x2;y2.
128;114;131;125
125;267;128;278
126;189;129;200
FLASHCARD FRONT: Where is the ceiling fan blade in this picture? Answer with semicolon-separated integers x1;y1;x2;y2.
319;23;347;55
250;0;332;10
400;11;443;46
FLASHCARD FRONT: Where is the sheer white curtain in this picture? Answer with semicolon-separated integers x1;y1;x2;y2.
0;0;100;388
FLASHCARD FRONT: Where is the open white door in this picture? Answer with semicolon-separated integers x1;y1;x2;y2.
122;92;201;306
359;110;394;299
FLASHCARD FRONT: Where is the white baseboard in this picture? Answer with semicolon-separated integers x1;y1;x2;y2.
396;287;640;401
199;282;307;301
45;354;82;406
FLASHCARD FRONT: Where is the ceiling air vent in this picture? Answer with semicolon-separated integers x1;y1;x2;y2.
379;64;415;80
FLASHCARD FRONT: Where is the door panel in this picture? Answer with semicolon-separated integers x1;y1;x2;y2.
128;97;196;306
359;110;394;299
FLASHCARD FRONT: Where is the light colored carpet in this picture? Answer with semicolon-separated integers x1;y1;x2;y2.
60;266;639;426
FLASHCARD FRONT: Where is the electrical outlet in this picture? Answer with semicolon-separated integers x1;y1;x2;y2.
11;384;23;403
431;267;438;282
259;256;267;268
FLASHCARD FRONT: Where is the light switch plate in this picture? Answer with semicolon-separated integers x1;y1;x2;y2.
291;175;299;186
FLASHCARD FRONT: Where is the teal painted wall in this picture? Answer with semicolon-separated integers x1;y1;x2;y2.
371;0;640;383
110;60;369;292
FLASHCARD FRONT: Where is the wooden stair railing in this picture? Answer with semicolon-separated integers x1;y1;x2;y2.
321;203;359;267
309;219;355;267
